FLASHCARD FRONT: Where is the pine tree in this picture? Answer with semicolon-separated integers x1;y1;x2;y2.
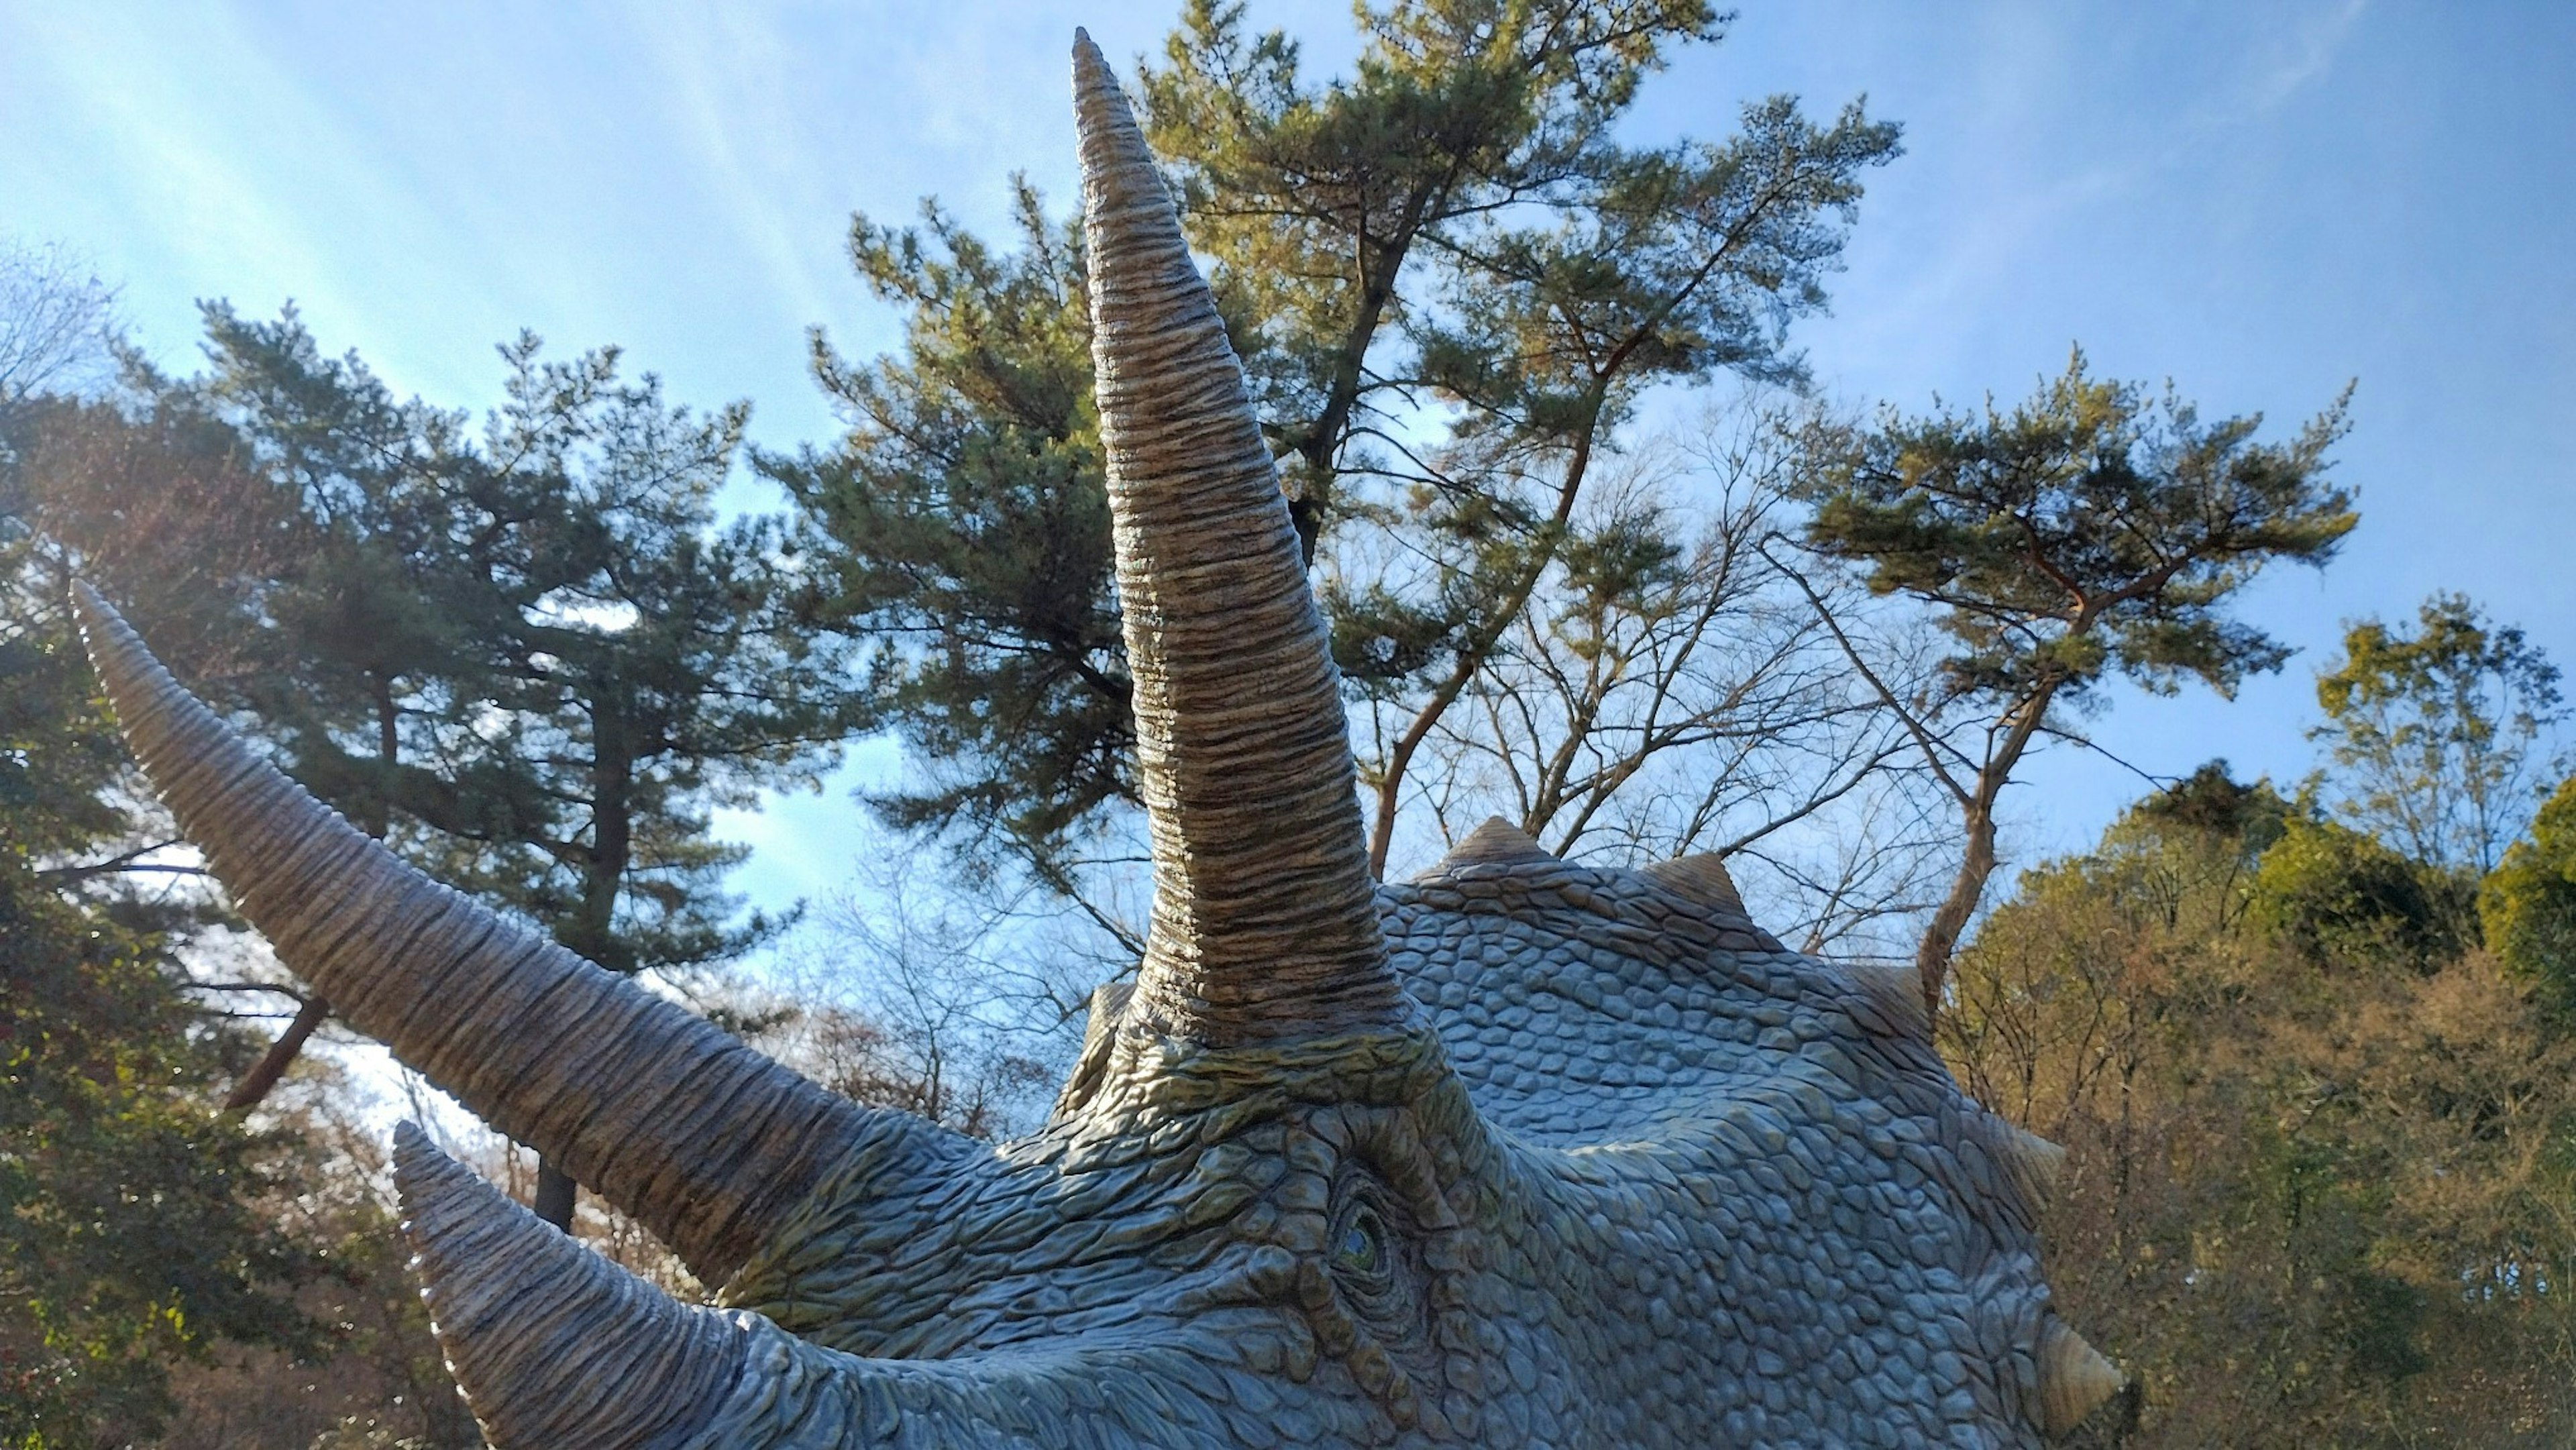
773;0;1899;896
0;242;323;1448
1794;350;2358;1013
33;311;857;1225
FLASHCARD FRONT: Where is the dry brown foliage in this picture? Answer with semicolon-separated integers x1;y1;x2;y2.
1946;811;2576;1447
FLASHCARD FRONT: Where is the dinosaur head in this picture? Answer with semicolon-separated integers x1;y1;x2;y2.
74;32;2121;1448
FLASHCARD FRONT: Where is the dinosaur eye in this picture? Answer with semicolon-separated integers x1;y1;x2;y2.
1322;1169;1430;1343
1336;1204;1387;1279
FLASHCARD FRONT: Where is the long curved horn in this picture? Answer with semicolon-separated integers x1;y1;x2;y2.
395;1122;759;1447
396;1124;1210;1447
76;583;933;1281
1073;32;1403;1045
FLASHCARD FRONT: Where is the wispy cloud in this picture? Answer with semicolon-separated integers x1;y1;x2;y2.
629;7;850;342
9;6;352;348
2241;0;2369;115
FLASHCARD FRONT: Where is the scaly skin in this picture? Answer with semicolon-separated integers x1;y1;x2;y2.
678;830;2079;1446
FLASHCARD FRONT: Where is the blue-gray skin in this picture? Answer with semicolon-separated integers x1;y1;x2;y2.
76;31;2121;1449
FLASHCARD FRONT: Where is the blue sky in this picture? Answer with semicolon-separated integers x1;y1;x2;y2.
6;1;2571;922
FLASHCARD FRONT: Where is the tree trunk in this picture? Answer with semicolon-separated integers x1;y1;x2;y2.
367;672;398;839
222;994;329;1111
533;1158;578;1230
1913;678;2061;1024
1364;411;1607;877
1915;799;1998;1020
568;692;633;970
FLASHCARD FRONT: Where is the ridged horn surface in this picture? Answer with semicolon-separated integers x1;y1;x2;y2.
75;583;919;1280
2036;1317;2125;1436
394;1122;755;1447
398;1124;1220;1447
1073;32;1401;1044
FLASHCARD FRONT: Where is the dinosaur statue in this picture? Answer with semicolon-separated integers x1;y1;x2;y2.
72;33;2123;1448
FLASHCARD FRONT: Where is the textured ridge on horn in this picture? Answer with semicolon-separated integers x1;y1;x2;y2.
74;582;900;1280
1072;32;1402;1043
398;1124;1181;1447
394;1122;753;1449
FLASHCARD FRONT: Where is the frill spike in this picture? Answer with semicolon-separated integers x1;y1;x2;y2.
1639;852;1748;915
1843;957;1931;1042
1998;1122;2068;1218
2036;1318;2125;1436
1422;817;1559;874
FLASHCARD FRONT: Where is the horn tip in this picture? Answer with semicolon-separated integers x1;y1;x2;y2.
390;1121;474;1231
1071;23;1132;132
389;1119;759;1448
390;1119;435;1176
68;578;127;643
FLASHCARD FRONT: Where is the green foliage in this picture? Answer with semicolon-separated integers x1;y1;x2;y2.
1150;1;1896;875
2313;592;2564;876
3;365;324;1442
9;256;867;1429
1803;350;2357;710
786;0;1899;886
764;184;1131;884
2249;814;2465;972
0;862;319;1447
1;244;333;1446
0;567;127;866
1141;0;1737;516
150;1131;482;1450
2481;772;2576;1015
1796;349;2357;1000
34;308;855;979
